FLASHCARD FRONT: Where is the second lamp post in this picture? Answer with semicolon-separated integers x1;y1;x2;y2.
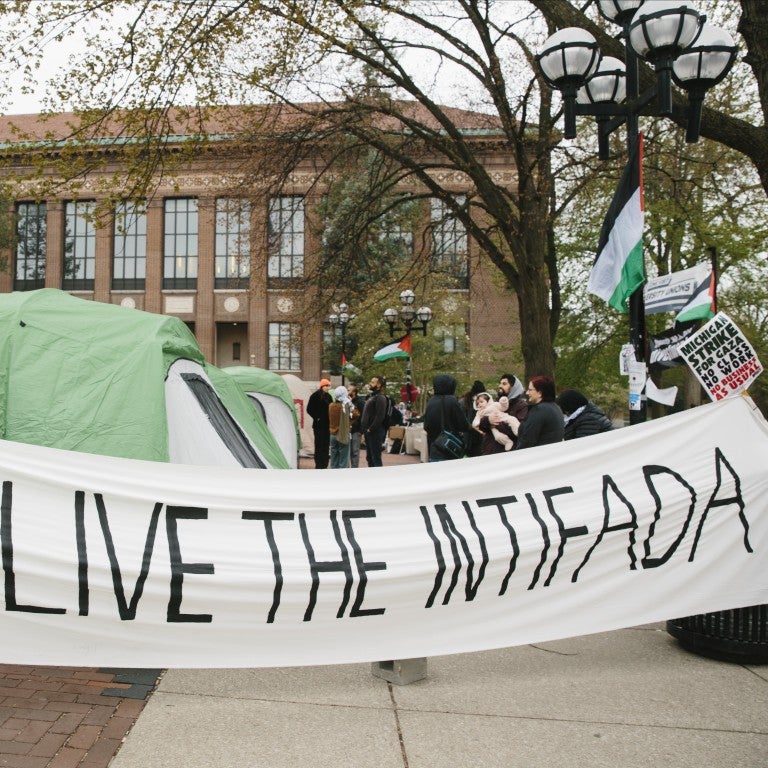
328;302;352;385
383;290;433;412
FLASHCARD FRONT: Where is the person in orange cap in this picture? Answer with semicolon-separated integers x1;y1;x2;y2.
307;378;333;468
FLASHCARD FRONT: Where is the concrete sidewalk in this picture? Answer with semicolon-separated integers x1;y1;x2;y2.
110;624;768;768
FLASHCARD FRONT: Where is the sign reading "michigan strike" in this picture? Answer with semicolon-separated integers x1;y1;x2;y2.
0;396;766;667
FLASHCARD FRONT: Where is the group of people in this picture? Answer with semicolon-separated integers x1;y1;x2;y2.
307;370;614;468
423;373;613;462
306;375;395;469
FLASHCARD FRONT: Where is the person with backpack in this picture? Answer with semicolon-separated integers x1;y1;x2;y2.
360;375;389;467
423;374;471;462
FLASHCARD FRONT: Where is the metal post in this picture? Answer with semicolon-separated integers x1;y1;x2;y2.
624;25;647;425
340;324;346;386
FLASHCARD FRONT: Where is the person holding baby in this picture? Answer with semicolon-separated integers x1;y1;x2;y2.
472;391;520;455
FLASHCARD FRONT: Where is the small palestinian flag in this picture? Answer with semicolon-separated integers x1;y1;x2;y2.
676;267;716;323
373;334;412;361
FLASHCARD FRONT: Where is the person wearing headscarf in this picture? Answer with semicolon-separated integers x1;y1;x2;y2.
347;384;366;468
329;385;358;468
497;373;529;423
556;389;614;440
515;376;564;450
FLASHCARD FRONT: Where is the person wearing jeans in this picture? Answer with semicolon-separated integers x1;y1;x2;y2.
360;375;388;467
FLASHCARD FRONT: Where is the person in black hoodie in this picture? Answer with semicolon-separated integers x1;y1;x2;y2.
556;389;614;440
423;374;471;462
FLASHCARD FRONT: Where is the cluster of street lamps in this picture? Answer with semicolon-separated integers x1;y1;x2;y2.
383;290;433;411
537;1;737;156
536;0;737;422
328;290;433;409
327;302;352;384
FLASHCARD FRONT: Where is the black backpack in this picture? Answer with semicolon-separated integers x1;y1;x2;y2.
381;395;396;429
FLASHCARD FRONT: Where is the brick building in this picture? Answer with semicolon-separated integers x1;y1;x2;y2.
0;107;520;380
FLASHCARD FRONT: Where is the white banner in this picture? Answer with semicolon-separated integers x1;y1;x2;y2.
1;396;767;668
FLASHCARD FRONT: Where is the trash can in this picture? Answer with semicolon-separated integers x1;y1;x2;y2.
667;604;768;664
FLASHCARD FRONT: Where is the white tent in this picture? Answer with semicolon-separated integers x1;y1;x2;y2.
223;367;301;468
281;374;317;458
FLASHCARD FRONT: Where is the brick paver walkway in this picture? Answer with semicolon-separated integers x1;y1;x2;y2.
0;666;160;768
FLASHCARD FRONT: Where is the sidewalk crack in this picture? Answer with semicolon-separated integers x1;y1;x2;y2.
388;682;409;768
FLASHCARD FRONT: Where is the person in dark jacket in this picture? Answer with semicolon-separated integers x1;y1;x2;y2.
556;389;614;440
423;374;471;462
306;378;333;468
360;375;388;467
515;376;564;450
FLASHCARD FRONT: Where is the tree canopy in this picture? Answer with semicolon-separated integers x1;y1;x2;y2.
0;0;764;392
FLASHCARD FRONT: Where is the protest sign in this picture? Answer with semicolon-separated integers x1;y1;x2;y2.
678;312;763;401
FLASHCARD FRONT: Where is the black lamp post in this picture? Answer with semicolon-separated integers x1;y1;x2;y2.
536;0;736;424
383;289;433;411
328;302;352;385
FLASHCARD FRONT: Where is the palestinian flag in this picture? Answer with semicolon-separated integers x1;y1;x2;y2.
676;267;716;323
588;133;645;312
373;334;411;361
341;352;362;377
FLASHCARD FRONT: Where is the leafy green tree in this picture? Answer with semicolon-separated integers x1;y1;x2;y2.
0;1;565;380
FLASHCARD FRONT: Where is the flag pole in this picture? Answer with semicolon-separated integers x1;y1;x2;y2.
626;43;646;425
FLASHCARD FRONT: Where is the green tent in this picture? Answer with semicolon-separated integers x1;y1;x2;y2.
0;289;288;468
223;366;301;468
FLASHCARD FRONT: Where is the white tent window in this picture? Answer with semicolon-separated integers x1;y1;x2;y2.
180;373;266;468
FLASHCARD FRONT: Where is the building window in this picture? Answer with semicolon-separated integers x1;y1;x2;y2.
14;202;46;290
113;201;147;290
63;200;96;291
380;197;416;260
268;196;304;284
164;198;198;289
268;322;301;371
436;323;468;355
431;197;468;288
215;198;250;289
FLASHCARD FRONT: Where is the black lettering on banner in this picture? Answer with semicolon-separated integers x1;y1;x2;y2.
476;496;519;596
166;506;214;623
421;505;445;609
75;491;88;616
299;511;354;622
527;493;549;590
572;475;638;582
1;481;65;614
460;501;489;601
420;503;488;607
433;504;463;605
95;494;162;621
641;466;696;569
242;511;295;623
542;487;585;587
689;448;752;559
342;510;386;617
